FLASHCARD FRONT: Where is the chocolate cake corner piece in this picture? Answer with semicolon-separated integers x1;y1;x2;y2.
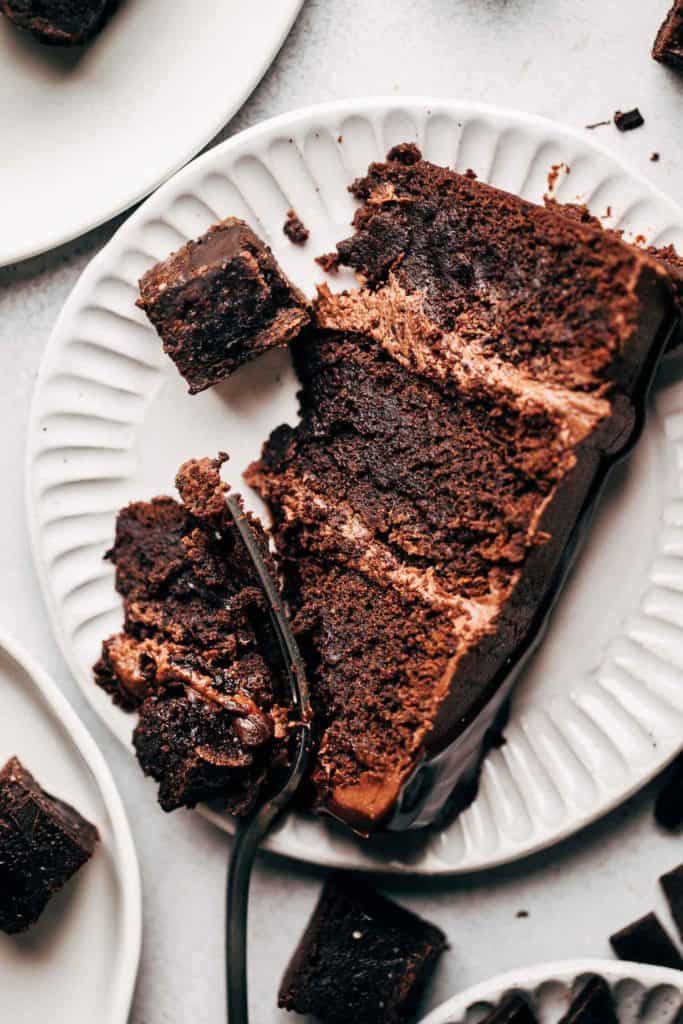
479;992;538;1024
653;2;683;72
0;0;114;45
559;974;617;1024
610;912;683;970
138;218;310;394
278;872;447;1024
0;756;99;934
660;864;683;941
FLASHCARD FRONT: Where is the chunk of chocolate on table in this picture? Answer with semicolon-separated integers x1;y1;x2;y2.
660;864;683;941
93;454;293;814
0;0;114;44
278;872;447;1024
559;975;618;1024
654;755;683;830
614;108;645;132
0;757;99;934
138;218;309;394
610;912;683;970
653;2;683;72
477;993;538;1024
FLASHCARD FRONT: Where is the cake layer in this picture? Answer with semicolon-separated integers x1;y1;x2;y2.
94;456;292;814
251;148;678;833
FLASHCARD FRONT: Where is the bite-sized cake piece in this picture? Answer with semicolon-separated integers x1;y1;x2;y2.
138;218;309;394
94;455;292;813
653;1;683;72
478;993;538;1024
0;0;114;44
278;872;447;1024
660;864;683;941
250;145;678;834
655;756;683;830
0;757;99;934
559;975;617;1024
610;912;683;969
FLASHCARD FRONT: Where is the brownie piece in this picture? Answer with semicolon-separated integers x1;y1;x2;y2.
559;975;618;1024
477;993;538;1024
250;145;677;833
94;455;292;814
278;872;447;1024
0;757;99;934
138;218;309;394
283;209;310;246
655;756;683;830
0;0;114;44
660;864;683;941
610;912;683;969
654;2;683;72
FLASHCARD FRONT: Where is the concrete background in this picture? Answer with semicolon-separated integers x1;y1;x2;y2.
1;1;683;1020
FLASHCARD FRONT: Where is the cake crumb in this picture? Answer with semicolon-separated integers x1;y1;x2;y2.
516;910;529;919
547;162;570;194
614;108;645;132
585;119;611;130
283;209;310;246
315;251;341;274
651;152;661;162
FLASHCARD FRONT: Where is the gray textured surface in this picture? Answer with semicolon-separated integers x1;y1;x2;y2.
1;1;683;1021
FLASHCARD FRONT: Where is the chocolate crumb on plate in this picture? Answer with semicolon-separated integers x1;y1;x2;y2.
0;756;99;934
278;871;447;1024
660;864;683;941
614;109;645;132
654;755;683;830
559;974;618;1024
315;251;341;274
137;218;309;394
283;209;310;246
610;912;683;969
585;120;611;130
651;152;661;162
653;1;683;72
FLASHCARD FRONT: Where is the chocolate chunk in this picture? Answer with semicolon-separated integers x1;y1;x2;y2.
653;2;683;72
559;975;618;1024
479;993;538;1024
0;757;99;934
138;219;309;394
614;109;645;132
610;912;683;969
660;864;683;941
278;872;447;1024
0;0;114;44
654;756;683;830
283;209;310;246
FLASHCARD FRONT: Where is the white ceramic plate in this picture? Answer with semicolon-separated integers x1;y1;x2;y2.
26;97;683;875
0;0;302;266
0;627;141;1023
419;959;683;1024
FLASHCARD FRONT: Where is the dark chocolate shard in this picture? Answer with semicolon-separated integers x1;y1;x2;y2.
660;864;683;941
614;109;645;132
559;974;618;1024
610;912;683;969
654;756;683;831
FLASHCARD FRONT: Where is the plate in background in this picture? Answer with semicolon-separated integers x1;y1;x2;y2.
26;96;683;874
0;626;141;1023
0;0;302;265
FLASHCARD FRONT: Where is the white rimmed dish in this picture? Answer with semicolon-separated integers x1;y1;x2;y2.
419;959;683;1024
26;96;683;875
0;626;141;1023
0;0;303;266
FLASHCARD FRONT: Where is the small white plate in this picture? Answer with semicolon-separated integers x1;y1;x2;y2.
0;627;141;1023
0;0;302;266
26;97;683;875
420;959;683;1024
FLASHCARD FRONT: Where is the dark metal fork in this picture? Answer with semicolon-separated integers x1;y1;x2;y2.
224;494;312;1024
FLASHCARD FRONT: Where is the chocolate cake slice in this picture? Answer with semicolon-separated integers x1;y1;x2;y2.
278;872;446;1024
0;757;99;934
0;0;114;44
249;145;678;833
138;218;309;394
654;2;683;72
94;455;292;813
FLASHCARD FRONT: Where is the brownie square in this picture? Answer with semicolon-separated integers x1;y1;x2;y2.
653;2;683;72
138;218;309;394
559;975;618;1024
0;0;114;44
278;872;447;1024
610;912;683;970
479;993;538;1024
0;757;99;934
